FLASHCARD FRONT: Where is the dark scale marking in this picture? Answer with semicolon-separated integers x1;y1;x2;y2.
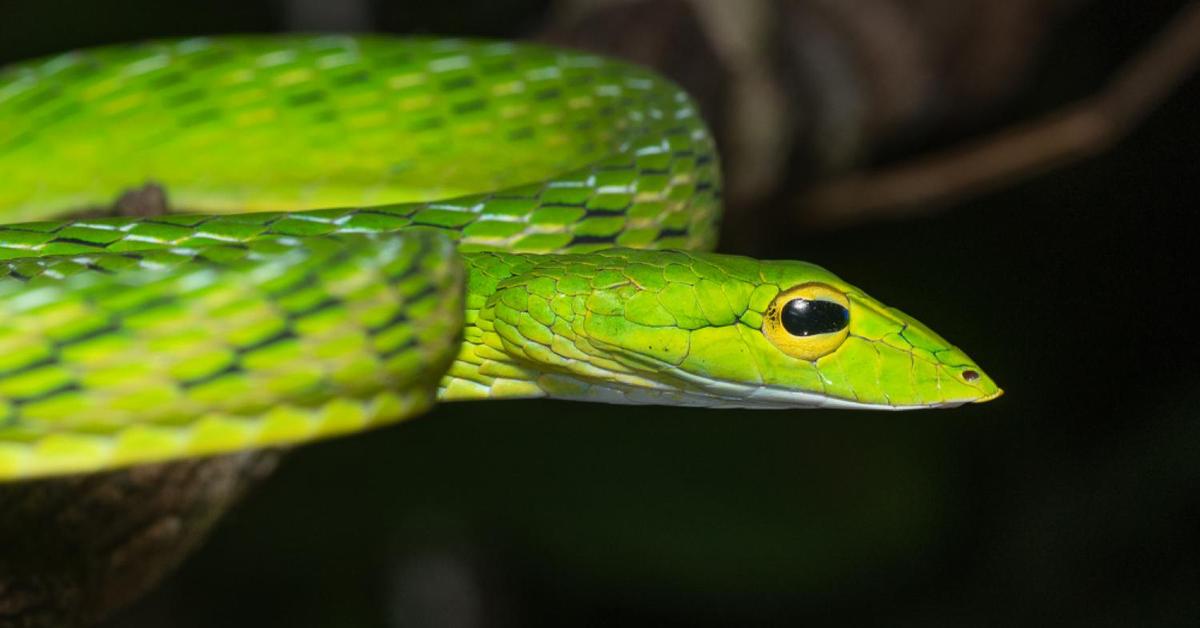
543;200;586;208
569;234;618;246
256;214;286;228
235;329;298;355
256;268;325;301
386;255;425;283
186;48;235;69
586;199;632;215
84;261;116;274
54;58;102;79
286;90;326;107
441;76;476;91
564;73;595;87
10;382;83;407
451;99;486;115
367;308;411;335
379;337;420;361
377;50;414;67
39;100;84;125
139;215;210;228
584;207;627;217
163;87;206;107
12;85;62;113
3;130;35;150
507;127;535;141
0;355;57;379
178;108;221;127
410;116;445;132
384;239;437;285
286;296;342;320
115;294;186;317
329;70;371;86
657;228;688;238
479;59;516;74
352;208;418;221
53;322;122;348
148;71;187;89
179;362;244;388
198;240;251;253
406;284;438;304
50;237;107;248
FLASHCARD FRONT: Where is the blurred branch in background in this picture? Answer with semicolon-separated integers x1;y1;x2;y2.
801;0;1200;228
283;0;372;31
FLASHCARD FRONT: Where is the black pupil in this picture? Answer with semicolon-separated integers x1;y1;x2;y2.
780;298;849;336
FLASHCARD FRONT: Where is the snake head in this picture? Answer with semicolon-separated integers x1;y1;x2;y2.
459;249;1001;409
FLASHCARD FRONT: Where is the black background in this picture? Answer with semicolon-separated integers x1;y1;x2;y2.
1;1;1197;626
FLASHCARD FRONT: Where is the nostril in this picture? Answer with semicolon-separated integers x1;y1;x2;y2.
962;369;980;382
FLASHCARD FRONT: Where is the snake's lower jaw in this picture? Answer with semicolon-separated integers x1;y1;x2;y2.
973;388;1004;404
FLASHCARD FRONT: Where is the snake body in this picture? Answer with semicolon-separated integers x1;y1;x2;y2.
0;36;1000;481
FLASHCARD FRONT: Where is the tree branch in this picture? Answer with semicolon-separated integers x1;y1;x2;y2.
799;1;1200;228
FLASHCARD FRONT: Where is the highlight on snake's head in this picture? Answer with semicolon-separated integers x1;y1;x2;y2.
443;248;1002;409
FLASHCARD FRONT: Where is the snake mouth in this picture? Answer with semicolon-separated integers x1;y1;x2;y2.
618;357;966;410
973;388;1005;403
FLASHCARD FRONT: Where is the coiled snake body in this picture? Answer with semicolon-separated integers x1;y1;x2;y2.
0;36;1000;481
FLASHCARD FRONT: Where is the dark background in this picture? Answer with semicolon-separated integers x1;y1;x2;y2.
1;1;1197;626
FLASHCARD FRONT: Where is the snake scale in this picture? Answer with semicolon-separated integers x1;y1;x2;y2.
0;35;1000;481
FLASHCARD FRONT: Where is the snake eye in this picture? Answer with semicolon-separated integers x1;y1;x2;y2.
763;283;851;360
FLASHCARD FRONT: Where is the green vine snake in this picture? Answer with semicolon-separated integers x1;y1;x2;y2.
0;36;1001;481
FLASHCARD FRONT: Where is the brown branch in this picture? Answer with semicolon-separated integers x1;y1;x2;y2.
799;1;1200;228
0;453;280;628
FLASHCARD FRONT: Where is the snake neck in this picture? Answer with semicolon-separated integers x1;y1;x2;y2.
437;251;550;402
437;250;669;404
